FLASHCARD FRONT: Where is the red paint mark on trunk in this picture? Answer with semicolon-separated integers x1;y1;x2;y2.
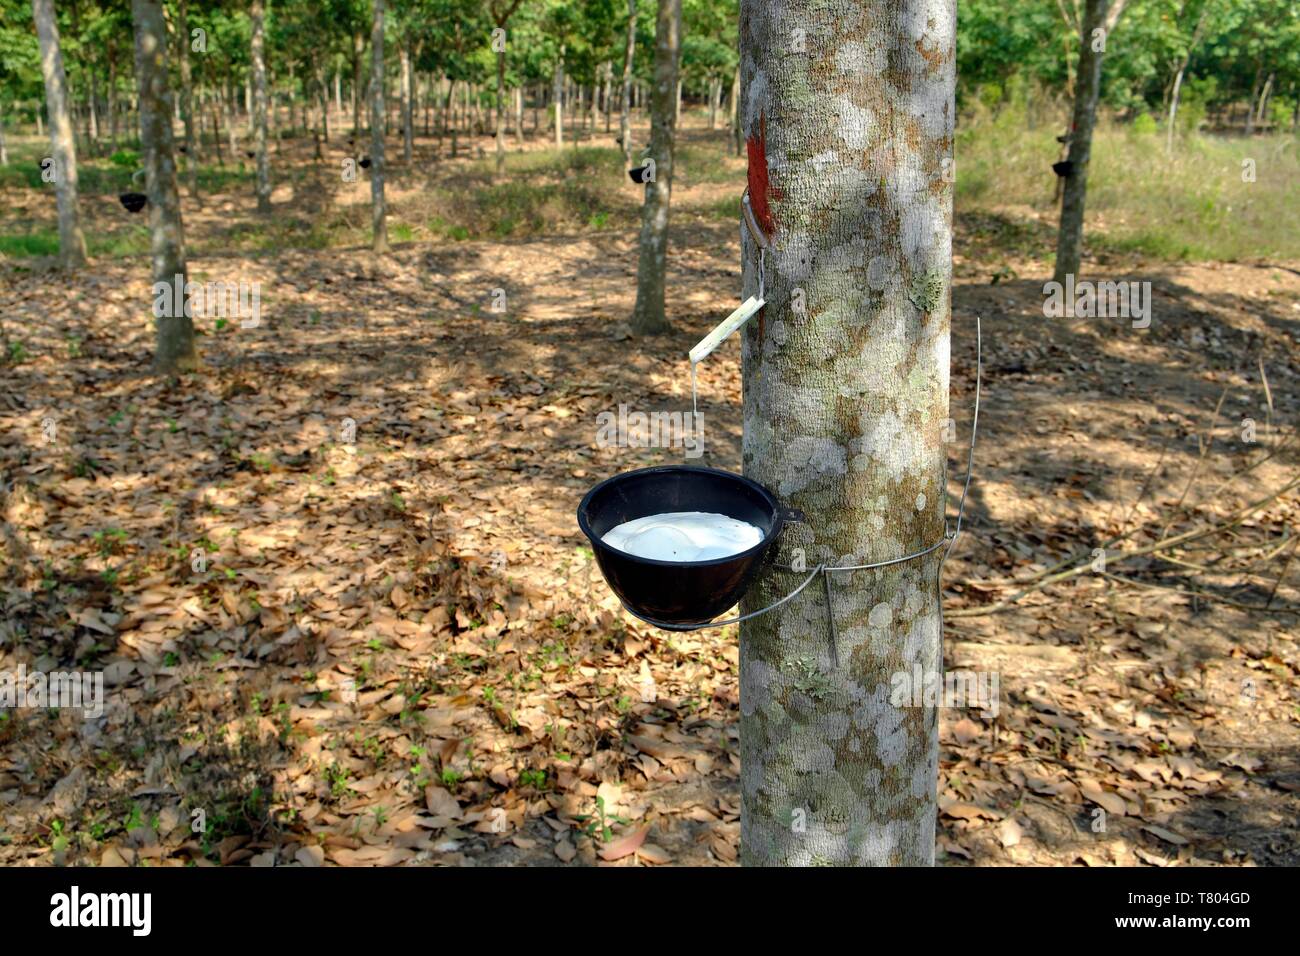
746;111;779;240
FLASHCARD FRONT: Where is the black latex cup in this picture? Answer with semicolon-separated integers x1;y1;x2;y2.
628;166;648;183
119;192;147;213
577;465;783;629
1052;160;1075;177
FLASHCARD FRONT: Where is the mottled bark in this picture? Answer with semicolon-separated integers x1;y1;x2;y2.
629;0;681;336
514;85;524;145
620;0;636;166
369;0;388;253
132;0;197;375
738;0;955;867
0;102;8;164
1054;0;1109;285
32;0;87;270
251;0;270;212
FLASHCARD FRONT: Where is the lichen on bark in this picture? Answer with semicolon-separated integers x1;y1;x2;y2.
738;0;955;866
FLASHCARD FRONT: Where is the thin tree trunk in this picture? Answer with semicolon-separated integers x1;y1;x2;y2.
0;102;8;164
369;0;387;253
401;44;413;164
211;94;225;165
1166;62;1187;155
553;48;564;147
251;0;270;212
708;74;718;129
1054;0;1119;286
1256;71;1274;128
495;43;505;172
674;77;681;126
88;68;100;153
620;0;636;166
132;0;197;374
107;49;118;150
352;32;364;136
514;85;524;145
32;0;87;269
730;65;741;155
177;0;198;195
629;0;681;336
223;74;238;156
738;0;954;867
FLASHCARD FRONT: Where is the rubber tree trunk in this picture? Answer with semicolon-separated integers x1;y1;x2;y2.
1166;61;1186;155
369;0;387;253
352;32;363;136
108;51;118;150
495;44;505;173
620;0;636;166
730;65;741;156
738;0;955;867
132;0;197;375
177;0;198;195
251;0;270;212
514;85;524;145
401;44;414;164
1053;0;1110;286
629;0;680;336
32;0;87;270
553;47;564;147
0;103;7;164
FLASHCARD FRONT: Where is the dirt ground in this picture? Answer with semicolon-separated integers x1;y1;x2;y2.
1;119;1298;866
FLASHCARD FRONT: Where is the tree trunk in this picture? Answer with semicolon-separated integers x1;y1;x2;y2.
514;85;524;145
604;61;613;133
223;74;238;156
553;48;564;147
1053;0;1111;286
335;72;342;118
620;0;636;166
730;65;741;156
88;69;100;154
250;0;270;212
177;0;198;196
674;77;681;126
32;0;88;270
708;74;718;129
495;44;505;173
132;0;197;375
352;32;364;136
0;102;8;164
1166;61;1187;155
107;50;118;150
738;0;955;868
401;44;414;164
1256;71;1274;128
629;0;681;336
369;0;388;253
211;95;224;165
